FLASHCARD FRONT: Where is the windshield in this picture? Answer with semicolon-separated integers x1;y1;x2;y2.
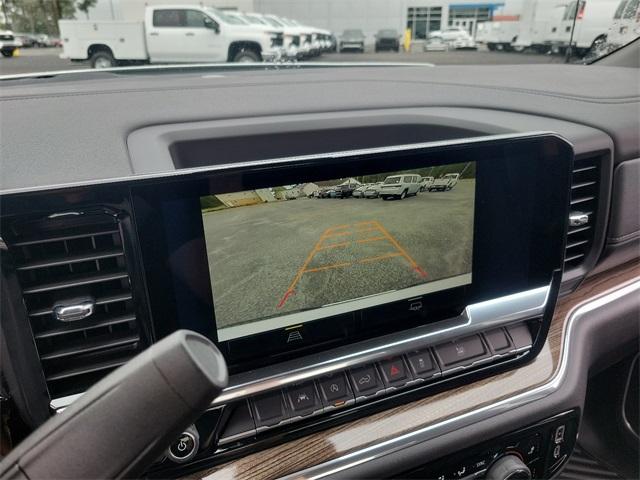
384;177;401;184
244;14;267;25
205;8;248;25
264;16;284;27
0;0;638;77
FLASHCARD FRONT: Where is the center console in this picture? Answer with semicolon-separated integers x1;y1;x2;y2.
124;132;574;475
402;410;579;480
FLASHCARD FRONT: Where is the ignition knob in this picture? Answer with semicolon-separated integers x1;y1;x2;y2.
485;454;531;480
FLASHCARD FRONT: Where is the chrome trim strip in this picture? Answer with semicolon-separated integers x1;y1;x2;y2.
2;131;564;196
212;285;548;406
282;278;640;480
50;285;549;412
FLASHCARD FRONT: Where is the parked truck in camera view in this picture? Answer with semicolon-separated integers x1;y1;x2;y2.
59;5;284;68
429;173;460;191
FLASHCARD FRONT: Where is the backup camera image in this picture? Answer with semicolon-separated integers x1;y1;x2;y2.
202;162;476;341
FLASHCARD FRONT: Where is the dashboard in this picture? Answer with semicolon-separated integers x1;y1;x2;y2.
0;63;638;480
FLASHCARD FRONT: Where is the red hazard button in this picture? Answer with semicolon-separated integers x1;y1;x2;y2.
379;357;411;387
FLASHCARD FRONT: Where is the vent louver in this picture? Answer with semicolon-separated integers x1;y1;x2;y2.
6;210;146;399
565;154;601;270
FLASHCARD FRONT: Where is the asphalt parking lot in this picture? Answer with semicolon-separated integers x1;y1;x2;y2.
0;47;566;76
203;180;475;329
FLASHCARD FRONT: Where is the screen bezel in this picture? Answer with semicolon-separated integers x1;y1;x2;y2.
131;133;572;373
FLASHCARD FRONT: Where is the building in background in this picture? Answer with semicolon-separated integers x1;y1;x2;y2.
82;0;508;40
253;0;507;40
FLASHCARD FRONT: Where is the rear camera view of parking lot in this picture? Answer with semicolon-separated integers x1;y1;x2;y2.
202;162;475;338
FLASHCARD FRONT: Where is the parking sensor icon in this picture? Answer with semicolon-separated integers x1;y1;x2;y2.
286;331;303;343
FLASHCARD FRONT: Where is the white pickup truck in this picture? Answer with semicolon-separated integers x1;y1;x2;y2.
429;173;460;192
59;5;283;68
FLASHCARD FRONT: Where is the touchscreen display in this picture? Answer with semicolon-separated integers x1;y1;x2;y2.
202;162;476;341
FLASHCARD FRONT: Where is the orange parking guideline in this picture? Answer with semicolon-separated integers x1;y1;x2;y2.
277;226;333;308
304;262;352;273
356;236;386;244
326;224;351;232
324;230;353;238
318;241;351;250
277;220;428;308
373;220;428;278
358;252;402;264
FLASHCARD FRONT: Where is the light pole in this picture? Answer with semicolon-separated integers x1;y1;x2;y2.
565;0;582;63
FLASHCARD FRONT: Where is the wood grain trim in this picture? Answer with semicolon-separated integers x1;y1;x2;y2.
190;262;640;480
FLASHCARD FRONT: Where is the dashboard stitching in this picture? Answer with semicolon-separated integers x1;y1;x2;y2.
0;80;638;105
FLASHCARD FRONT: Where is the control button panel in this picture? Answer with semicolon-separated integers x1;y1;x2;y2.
349;364;386;400
169;321;536;466
318;372;355;409
506;324;534;350
379;356;412;389
252;391;289;429
286;381;323;417
406;348;441;379
400;409;579;480
434;334;491;372
218;400;256;445
483;328;513;354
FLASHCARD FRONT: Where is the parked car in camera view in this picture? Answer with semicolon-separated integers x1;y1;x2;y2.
374;29;401;51
429;173;460;191
335;184;357;198
420;176;435;191
339;29;365;52
364;183;383;198
352;185;367;198
380;174;422;200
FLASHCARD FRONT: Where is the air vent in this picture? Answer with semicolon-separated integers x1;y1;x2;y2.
5;210;146;399
565;154;601;269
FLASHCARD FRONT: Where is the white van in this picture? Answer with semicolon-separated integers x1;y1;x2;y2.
512;1;567;53
429;173;460;192
548;0;620;54
476;20;521;51
380;174;422;200
608;0;640;48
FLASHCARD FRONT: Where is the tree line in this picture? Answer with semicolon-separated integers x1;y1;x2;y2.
1;0;97;35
